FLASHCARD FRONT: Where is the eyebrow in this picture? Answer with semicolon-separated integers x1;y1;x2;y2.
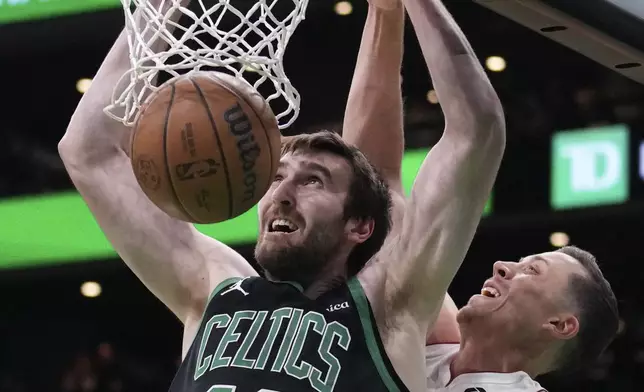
278;161;333;181
302;161;332;180
519;256;550;265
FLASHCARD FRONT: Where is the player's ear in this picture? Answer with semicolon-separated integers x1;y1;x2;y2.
543;313;579;341
345;218;374;244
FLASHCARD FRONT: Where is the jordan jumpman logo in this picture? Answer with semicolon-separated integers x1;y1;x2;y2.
220;277;250;297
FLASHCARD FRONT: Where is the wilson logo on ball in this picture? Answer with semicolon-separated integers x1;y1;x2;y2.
224;103;261;202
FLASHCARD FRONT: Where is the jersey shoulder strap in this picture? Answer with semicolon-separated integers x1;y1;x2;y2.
346;276;409;392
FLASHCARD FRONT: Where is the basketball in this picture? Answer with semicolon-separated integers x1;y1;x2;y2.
130;71;281;224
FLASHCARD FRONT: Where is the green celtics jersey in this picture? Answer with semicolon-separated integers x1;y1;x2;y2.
168;276;409;392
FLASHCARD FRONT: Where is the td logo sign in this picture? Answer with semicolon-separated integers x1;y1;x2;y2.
551;125;629;209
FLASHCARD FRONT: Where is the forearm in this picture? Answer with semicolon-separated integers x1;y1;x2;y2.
404;0;503;135
58;30;131;161
342;3;405;191
56;1;256;323
59;0;185;162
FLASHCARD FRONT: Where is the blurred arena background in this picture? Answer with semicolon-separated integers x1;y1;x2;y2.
1;0;644;391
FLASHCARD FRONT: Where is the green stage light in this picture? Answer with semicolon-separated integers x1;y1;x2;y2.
0;148;492;269
0;0;119;25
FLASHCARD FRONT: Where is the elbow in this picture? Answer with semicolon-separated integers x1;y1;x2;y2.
58;132;123;170
479;108;506;155
58;137;78;168
471;84;505;136
58;141;88;180
444;82;506;153
58;125;86;164
481;85;506;139
58;137;88;170
464;98;506;156
57;136;75;162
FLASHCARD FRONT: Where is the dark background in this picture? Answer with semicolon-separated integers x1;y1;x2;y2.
1;1;644;391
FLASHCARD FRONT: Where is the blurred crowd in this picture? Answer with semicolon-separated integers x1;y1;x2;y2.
1;69;643;199
0;317;643;392
0;342;176;392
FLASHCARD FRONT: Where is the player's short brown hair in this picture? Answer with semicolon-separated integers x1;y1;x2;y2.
281;131;392;275
555;246;619;372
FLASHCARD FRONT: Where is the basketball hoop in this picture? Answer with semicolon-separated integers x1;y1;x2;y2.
104;0;309;130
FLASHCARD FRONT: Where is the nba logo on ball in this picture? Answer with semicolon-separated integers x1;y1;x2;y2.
130;71;281;224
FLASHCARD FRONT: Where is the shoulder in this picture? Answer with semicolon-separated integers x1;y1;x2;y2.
425;344;459;389
448;370;545;392
425;343;460;361
424;345;545;392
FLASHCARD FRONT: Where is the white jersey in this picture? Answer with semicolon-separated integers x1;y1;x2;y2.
425;344;547;392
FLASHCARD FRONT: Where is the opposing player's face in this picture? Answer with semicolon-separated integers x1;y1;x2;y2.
255;149;355;284
458;251;584;346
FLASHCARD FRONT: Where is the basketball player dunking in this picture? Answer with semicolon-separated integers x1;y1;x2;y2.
345;1;620;391
59;1;504;392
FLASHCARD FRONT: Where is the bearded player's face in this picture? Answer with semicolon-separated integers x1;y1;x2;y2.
255;149;353;284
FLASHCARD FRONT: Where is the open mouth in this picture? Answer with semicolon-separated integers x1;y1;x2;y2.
268;218;299;234
480;286;501;298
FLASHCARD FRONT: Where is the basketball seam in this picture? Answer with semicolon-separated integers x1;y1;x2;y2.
210;75;276;206
162;83;200;222
189;77;234;221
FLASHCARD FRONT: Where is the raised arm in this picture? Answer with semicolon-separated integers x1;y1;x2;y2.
345;0;463;343
362;0;505;323
342;0;405;200
57;2;256;333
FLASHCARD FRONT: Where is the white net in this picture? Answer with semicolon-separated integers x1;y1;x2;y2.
104;0;309;129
